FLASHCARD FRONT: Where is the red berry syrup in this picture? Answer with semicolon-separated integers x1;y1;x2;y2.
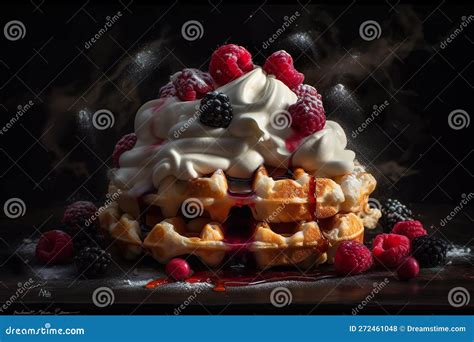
146;269;336;292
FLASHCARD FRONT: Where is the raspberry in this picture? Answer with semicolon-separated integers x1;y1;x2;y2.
372;233;411;268
165;258;192;281
209;44;254;86
391;220;427;241
263;50;304;89
62;201;103;252
412;236;448;267
62;201;97;229
171;68;214;101
112;133;137;167
36;230;73;264
334;241;373;276
397;257;420;280
293;84;321;99
158;82;177;98
288;95;326;136
199;91;233;128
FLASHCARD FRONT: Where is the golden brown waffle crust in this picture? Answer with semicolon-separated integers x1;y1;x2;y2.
99;204;359;269
99;165;379;268
119;165;381;225
99;202;366;269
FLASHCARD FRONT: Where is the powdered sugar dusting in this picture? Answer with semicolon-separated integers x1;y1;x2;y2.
171;68;214;101
447;245;471;258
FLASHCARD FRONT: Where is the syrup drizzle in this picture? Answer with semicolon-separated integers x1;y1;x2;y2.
222;207;256;246
145;278;170;288
226;190;256;206
227;176;256;206
141;160;324;291
145;270;336;292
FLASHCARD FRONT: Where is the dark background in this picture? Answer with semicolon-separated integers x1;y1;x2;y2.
0;0;473;315
0;1;472;232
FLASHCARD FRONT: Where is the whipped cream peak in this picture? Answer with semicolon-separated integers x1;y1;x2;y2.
111;68;355;193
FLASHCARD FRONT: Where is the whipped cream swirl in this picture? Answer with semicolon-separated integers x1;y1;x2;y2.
111;68;355;193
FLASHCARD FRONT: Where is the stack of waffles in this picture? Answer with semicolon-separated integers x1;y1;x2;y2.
99;163;380;269
98;43;382;270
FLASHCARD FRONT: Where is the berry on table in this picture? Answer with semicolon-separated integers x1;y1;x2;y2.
397;257;420;280
411;235;448;268
334;241;373;276
391;220;427;241
199;91;233;128
382;199;413;230
372;233;411;268
171;68;214;101
35;230;73;264
112;133;137;167
62;201;97;229
288;95;326;136
165;258;192;281
73;229;106;251
74;247;111;277
62;200;103;251
209;44;254;86
263;50;304;89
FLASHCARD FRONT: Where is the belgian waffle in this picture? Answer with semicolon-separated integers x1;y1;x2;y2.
117;165;378;224
99;165;380;269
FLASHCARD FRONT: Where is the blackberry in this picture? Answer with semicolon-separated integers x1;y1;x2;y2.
73;231;106;251
74;247;111;277
412;236;448;267
68;222;103;251
199;92;233;128
382;199;413;230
